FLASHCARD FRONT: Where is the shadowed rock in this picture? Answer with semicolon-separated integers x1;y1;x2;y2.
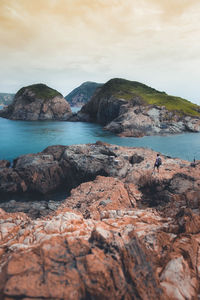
65;81;103;107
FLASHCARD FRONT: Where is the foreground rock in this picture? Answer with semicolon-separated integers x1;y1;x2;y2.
0;144;200;299
0;142;199;200
0;206;166;300
0;83;72;120
78;78;200;137
1;173;200;299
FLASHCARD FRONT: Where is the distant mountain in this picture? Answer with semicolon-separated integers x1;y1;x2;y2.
0;93;15;106
78;78;200;137
65;81;103;107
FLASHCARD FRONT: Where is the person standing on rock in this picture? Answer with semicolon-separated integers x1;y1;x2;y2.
153;153;162;173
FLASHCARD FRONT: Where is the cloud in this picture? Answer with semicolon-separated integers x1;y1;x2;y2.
0;0;200;103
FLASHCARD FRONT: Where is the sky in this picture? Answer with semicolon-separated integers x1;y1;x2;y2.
0;0;200;104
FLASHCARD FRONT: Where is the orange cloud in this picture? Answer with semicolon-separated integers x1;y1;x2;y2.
0;0;200;103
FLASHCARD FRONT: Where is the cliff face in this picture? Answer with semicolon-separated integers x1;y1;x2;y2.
0;84;72;120
65;81;103;107
0;142;200;299
79;78;200;137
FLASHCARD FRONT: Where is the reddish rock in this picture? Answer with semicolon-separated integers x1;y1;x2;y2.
64;176;136;219
0;143;200;299
1;172;200;299
0;209;166;300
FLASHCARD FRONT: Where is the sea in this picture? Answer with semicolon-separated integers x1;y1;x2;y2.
0;106;200;162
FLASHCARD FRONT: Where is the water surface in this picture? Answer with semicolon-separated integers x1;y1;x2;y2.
0;115;200;162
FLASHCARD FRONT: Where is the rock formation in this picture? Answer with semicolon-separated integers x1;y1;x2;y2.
65;81;103;107
77;78;200;137
0;93;14;106
0;142;200;199
0;84;72;120
0;142;200;299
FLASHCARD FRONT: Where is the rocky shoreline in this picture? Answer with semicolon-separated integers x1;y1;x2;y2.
75;78;200;137
77;100;200;137
0;142;200;299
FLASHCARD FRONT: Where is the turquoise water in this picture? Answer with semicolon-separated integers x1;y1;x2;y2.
0;115;200;162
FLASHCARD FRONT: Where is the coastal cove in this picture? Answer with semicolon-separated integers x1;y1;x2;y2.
0;113;200;162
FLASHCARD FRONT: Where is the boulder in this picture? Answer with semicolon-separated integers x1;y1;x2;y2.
63;176;136;219
13;153;65;194
0;168;27;194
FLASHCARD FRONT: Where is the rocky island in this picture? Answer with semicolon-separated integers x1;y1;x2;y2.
0;83;72;120
0;142;200;299
77;78;200;137
65;81;103;107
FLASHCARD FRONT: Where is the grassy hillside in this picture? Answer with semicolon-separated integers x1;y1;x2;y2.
15;84;63;100
100;78;200;117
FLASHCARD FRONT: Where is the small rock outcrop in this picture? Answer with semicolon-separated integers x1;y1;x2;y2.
78;78;200;137
0;92;14;106
0;84;72;120
65;81;103;107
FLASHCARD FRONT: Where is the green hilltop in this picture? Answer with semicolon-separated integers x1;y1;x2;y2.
99;78;200;117
15;84;63;100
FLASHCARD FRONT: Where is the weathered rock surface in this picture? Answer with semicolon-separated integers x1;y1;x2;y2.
0;142;200;200
0;175;200;298
0;206;167;300
78;78;200;137
0;143;200;299
63;176;135;219
0;84;72;120
0;199;62;218
105;106;200;137
0;160;10;168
